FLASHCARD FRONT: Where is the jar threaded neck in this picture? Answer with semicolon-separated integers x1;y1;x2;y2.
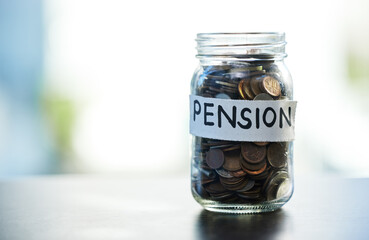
196;32;287;61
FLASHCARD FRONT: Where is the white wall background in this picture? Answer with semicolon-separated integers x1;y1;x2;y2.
44;0;369;176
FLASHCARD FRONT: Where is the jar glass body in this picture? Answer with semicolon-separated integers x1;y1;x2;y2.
190;33;294;213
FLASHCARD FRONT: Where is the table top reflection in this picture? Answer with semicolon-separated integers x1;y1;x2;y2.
0;175;369;240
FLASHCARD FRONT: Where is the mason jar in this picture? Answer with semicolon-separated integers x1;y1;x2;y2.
190;32;297;213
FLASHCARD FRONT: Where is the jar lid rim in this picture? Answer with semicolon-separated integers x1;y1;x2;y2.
196;32;287;59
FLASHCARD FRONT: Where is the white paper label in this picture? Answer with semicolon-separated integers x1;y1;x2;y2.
189;95;297;142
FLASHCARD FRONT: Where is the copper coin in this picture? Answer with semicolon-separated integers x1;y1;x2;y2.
249;167;270;180
219;176;244;185
254;142;269;146
242;78;255;99
209;192;234;200
204;181;228;194
200;176;216;185
250;76;263;95
267;142;288;168
241;142;267;164
222;178;249;191
240;157;266;171
243;78;255;99
223;151;242;171
243;163;267;175
230;169;247;177
260;75;281;97
206;149;224;169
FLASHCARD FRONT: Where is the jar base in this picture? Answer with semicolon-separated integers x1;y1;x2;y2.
203;202;284;214
193;191;289;214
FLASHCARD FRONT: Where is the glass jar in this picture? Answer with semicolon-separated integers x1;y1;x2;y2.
190;32;296;213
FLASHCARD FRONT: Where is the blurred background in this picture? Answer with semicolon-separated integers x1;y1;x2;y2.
0;0;368;178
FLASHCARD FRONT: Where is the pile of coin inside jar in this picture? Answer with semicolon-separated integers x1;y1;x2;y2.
192;62;292;204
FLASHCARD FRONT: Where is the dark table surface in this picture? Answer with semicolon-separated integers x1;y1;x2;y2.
0;174;368;240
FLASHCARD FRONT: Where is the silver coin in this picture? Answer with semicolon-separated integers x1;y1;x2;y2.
254;93;274;101
276;178;291;199
236;179;255;192
265;171;288;201
215;80;238;88
216;168;234;178
215;93;231;99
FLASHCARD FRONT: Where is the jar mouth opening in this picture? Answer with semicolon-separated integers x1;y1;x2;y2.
196;32;287;60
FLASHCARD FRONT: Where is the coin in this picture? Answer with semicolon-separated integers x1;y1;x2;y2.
215;93;231;99
209;192;234;200
238;79;248;100
215;80;238;88
222;144;240;152
276;178;291;199
254;142;269;146
261;169;276;192
199;167;216;178
200;173;217;185
223;150;242;171
192;61;293;204
243;162;267;175
236;186;262;200
206;149;224;169
249;168;270;180
267;142;288;168
230;169;247;177
216;168;234;178
222;178;249;191
229;65;263;73
253;93;274;101
242;78;255;99
241;142;267;164
219;176;244;185
204;181;228;194
236;179;255;192
265;171;288;201
260;75;281;97
240;157;266;171
250;76;263;95
220;177;245;186
202;140;232;147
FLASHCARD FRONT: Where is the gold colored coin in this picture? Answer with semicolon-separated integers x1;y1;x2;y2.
238;79;248;99
261;76;281;97
250;76;263;95
242;78;255;99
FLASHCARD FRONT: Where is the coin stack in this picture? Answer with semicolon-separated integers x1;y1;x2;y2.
192;62;292;203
